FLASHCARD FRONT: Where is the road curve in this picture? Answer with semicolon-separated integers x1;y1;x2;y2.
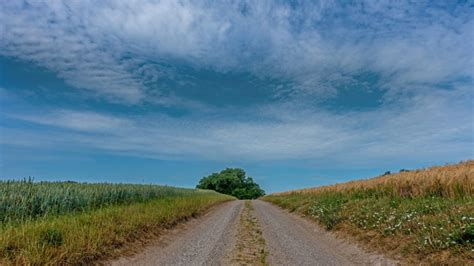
110;200;243;266
252;200;395;266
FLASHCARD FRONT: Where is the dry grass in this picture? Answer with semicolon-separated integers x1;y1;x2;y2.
0;192;234;265
224;201;268;266
264;160;474;264
277;160;473;199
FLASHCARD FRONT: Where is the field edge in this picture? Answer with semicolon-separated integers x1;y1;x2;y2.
262;161;474;264
0;192;234;265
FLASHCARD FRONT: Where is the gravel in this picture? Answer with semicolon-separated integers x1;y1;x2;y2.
110;200;243;266
252;200;396;266
110;200;396;266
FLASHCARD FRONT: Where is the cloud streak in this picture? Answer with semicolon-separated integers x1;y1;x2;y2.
5;83;471;165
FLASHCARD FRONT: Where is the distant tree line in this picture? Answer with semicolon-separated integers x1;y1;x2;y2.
196;168;265;199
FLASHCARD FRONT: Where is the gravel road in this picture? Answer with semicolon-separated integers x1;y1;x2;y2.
110;200;243;266
252;200;395;266
111;200;395;266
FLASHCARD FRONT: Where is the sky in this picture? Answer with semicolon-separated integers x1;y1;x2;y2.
0;1;473;193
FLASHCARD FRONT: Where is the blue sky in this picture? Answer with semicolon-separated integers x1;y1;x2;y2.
0;1;473;192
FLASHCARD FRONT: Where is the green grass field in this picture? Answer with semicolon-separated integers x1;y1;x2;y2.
0;180;234;265
263;161;474;264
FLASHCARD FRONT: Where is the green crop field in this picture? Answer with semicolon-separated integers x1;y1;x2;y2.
0;179;201;223
263;161;474;264
0;180;234;265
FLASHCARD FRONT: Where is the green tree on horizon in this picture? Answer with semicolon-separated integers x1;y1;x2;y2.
196;168;265;199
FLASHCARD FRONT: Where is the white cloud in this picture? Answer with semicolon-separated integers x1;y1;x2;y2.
12;110;132;132
1;1;472;103
5;84;472;165
1;1;472;168
0;1;145;103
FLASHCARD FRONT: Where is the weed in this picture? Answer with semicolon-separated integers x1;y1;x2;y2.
308;194;346;230
39;228;63;247
452;224;474;244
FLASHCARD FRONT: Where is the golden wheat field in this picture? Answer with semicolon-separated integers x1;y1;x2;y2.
277;160;474;198
265;161;474;263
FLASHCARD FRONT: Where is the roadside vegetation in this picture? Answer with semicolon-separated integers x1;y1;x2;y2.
1;179;200;223
263;161;474;264
197;168;265;199
0;180;234;265
224;201;268;265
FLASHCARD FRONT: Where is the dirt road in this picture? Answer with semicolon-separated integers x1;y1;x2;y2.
111;201;243;266
252;200;394;266
110;200;394;265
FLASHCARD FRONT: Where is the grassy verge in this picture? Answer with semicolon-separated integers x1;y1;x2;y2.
263;161;474;264
0;190;233;265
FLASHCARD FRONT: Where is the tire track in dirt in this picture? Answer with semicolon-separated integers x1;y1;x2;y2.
109;200;242;266
253;200;396;266
110;199;395;265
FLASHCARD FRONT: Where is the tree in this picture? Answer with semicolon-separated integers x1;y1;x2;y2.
196;168;265;199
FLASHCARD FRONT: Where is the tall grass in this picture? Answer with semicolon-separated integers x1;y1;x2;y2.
264;161;474;264
277;160;473;199
0;179;196;223
1;192;233;264
0;180;234;264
